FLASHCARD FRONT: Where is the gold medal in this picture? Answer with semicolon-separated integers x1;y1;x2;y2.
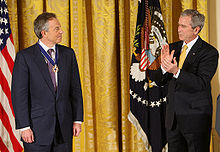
52;64;59;73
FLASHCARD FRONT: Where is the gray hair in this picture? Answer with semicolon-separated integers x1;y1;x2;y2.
181;9;205;33
34;12;57;39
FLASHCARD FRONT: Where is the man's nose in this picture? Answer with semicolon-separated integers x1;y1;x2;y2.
178;26;181;32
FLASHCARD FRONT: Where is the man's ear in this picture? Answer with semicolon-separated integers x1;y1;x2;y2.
41;30;46;37
194;26;200;35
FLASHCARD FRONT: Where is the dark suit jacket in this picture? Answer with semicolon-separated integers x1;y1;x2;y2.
11;43;83;145
155;37;219;133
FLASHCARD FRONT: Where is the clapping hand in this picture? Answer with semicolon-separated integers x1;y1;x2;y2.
161;44;179;75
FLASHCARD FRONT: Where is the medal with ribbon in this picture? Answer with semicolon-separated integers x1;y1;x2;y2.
38;44;59;73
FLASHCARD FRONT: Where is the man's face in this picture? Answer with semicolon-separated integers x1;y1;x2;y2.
44;18;63;46
178;15;198;43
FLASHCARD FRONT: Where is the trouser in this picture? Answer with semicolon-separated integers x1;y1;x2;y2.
167;117;211;152
24;117;72;152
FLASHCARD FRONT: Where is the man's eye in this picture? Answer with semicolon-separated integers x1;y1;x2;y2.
179;25;186;28
55;27;60;31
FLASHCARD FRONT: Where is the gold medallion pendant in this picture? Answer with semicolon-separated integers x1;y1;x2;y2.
52;64;59;73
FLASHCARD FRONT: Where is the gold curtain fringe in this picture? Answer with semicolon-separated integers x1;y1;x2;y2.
128;111;152;151
128;111;168;152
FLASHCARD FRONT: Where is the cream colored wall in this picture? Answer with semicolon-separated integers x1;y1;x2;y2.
209;0;220;151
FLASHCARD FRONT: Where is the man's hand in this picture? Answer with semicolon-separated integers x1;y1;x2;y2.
21;129;34;143
162;57;179;75
161;44;173;63
73;123;82;137
161;44;179;74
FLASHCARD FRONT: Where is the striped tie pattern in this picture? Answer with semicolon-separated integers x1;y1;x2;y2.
48;49;56;90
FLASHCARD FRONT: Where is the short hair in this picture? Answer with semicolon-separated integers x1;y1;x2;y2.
181;9;205;33
34;12;57;39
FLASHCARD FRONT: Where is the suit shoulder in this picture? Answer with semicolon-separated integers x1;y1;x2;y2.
16;44;37;56
169;41;182;47
200;39;219;55
56;44;75;55
169;41;182;50
201;39;217;50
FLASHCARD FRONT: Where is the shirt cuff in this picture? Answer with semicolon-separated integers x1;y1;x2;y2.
20;126;30;132
161;66;167;75
74;121;82;124
173;69;180;78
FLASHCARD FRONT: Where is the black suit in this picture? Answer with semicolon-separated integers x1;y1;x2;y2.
155;37;219;151
11;43;83;151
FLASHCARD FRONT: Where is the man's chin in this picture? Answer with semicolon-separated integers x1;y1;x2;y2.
178;36;183;41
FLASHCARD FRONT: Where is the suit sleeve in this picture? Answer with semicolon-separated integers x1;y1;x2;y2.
150;66;173;87
176;46;219;92
70;50;84;122
11;52;30;129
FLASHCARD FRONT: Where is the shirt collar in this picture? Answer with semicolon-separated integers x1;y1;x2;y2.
182;36;199;51
38;40;56;52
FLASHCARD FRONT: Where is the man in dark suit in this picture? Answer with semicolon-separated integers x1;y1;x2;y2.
157;9;219;151
11;12;83;152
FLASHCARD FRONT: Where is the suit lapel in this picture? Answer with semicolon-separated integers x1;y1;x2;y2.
174;42;183;63
184;37;203;66
32;43;56;95
56;45;66;100
175;37;203;68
